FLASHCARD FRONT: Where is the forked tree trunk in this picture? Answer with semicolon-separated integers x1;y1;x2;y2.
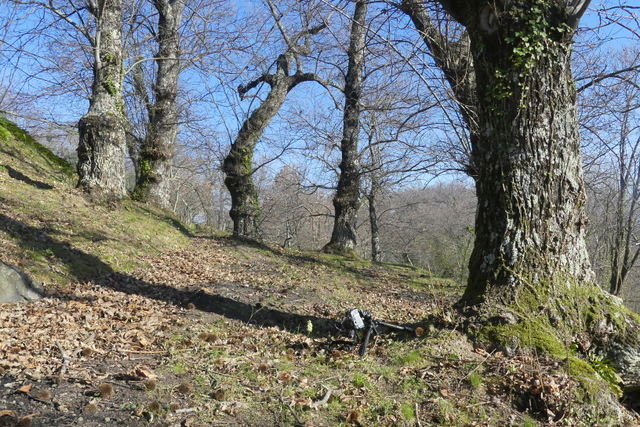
223;76;289;239
324;0;368;255
77;0;127;200
133;0;184;207
223;16;328;239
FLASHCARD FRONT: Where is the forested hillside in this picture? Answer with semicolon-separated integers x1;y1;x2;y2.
0;118;638;425
2;0;640;425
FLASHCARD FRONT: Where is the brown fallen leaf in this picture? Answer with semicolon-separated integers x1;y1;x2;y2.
346;409;359;424
439;388;452;397
33;390;52;401
16;384;32;394
474;347;488;356
17;413;39;427
0;410;17;418
98;383;114;398
132;365;157;380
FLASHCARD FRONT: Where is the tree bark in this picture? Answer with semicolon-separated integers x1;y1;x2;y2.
223;72;289;238
76;0;127;200
133;0;184;207
367;134;382;263
428;0;640;394
324;0;368;255
368;190;381;262
223;53;325;238
441;1;593;304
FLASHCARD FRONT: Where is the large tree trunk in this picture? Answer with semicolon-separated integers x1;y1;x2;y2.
435;0;640;393
76;0;127;200
463;18;592;304
133;0;184;207
324;0;368;255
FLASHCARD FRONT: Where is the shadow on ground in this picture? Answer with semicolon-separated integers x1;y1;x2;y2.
0;213;418;339
0;212;113;280
4;165;54;190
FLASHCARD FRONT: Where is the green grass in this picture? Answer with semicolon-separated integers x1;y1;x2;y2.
469;372;483;389
0;116;193;285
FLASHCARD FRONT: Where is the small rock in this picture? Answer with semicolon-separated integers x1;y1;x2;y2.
0;262;43;303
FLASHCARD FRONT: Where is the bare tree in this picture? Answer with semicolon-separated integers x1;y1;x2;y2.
581;51;640;297
222;1;331;239
132;0;185;206
323;0;368;255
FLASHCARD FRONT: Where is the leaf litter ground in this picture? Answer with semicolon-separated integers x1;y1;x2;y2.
1;238;638;426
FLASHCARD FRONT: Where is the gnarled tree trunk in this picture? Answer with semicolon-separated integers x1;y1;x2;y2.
223;76;290;238
222;10;328;239
133;0;184;207
223;50;328;238
324;0;368;255
434;0;640;393
77;0;127;200
441;0;593;304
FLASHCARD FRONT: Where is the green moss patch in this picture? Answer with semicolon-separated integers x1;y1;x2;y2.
0;116;75;179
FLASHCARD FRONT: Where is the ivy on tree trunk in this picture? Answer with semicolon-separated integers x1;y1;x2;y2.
417;0;640;392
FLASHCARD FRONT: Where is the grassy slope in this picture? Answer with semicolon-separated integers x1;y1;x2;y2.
0;117;636;426
0;116;192;285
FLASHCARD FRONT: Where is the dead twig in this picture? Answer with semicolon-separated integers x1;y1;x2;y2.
310;386;332;409
54;341;70;383
280;390;303;426
175;407;198;414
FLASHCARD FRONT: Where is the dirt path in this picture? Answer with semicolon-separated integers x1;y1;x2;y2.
1;238;451;426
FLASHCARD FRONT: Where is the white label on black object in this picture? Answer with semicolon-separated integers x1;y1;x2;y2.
349;309;365;330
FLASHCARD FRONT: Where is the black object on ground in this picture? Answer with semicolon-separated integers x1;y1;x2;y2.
335;308;414;357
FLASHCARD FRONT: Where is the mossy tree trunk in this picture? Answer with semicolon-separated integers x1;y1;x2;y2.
223;20;329;238
223;73;289;238
77;0;127;200
454;1;594;304
432;0;640;392
324;0;368;255
133;0;184;207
